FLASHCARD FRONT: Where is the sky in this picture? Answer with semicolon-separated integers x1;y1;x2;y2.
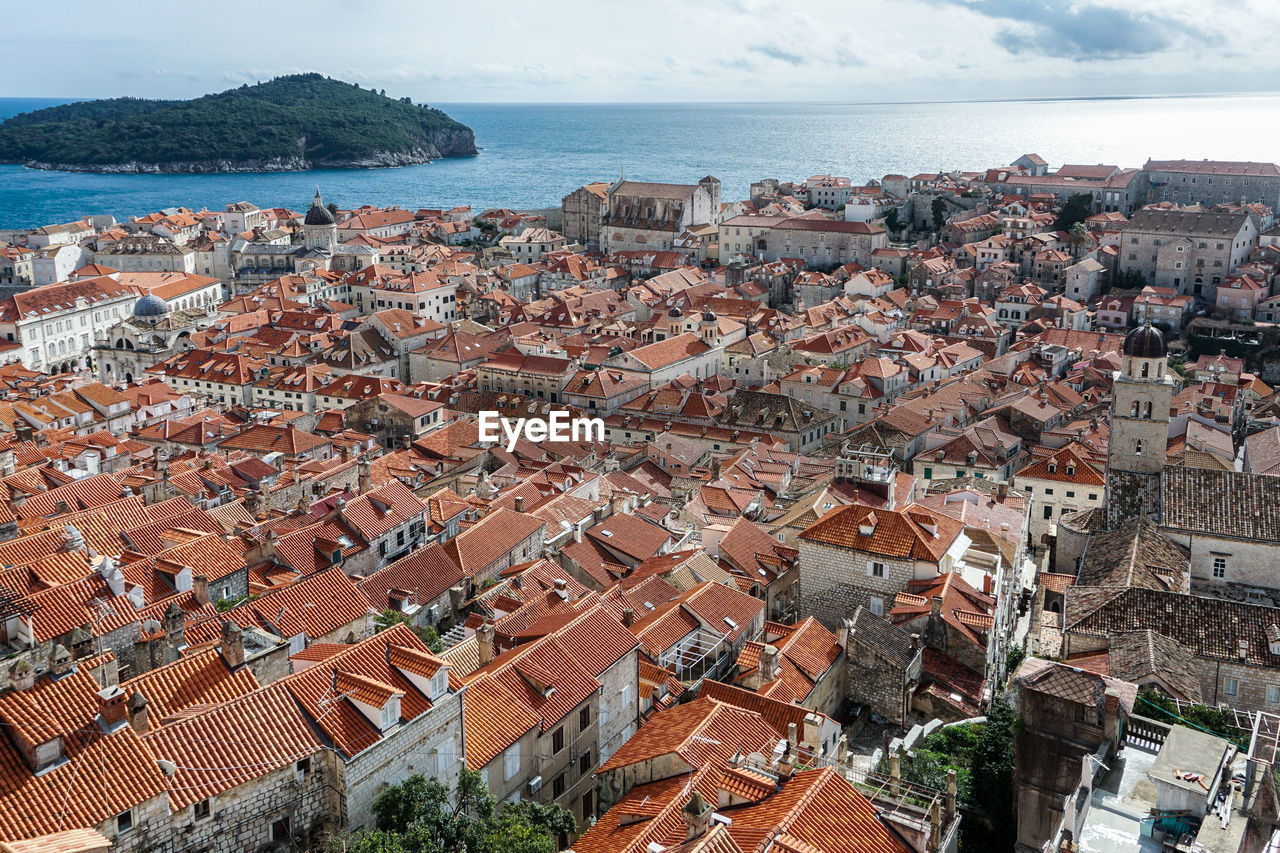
2;0;1277;103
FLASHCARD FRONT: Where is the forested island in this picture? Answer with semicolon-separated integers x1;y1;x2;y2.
0;74;477;173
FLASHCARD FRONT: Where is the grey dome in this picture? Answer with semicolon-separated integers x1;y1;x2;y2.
1123;322;1166;359
667;305;683;318
702;309;717;322
133;293;170;318
304;189;335;226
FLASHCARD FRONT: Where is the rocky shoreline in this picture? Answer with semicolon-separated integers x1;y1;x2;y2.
20;129;479;174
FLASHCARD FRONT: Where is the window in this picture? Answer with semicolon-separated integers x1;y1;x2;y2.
870;596;884;616
297;758;311;775
868;561;886;578
553;773;566;798
579;706;591;733
1043;506;1053;520
1213;557;1227;579
1268;685;1280;705
1088;494;1098;501
579;750;591;774
1224;677;1239;696
1066;491;1075;499
193;799;211;820
504;744;520;781
116;811;133;834
1045;488;1054;496
272;818;291;843
552;727;565;754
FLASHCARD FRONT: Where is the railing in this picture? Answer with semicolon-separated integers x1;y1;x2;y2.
1124;714;1171;751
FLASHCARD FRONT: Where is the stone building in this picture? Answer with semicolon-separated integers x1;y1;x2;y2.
561;182;610;248
604;177;721;253
798;502;969;628
1119;208;1256;302
1104;324;1175;530
840;606;921;727
279;625;465;832
1144;159;1280;210
761;219;888;268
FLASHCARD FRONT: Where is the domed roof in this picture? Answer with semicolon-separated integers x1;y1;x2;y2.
132;293;170;318
1123;322;1166;359
701;309;717;322
304;188;335;226
667;305;683;318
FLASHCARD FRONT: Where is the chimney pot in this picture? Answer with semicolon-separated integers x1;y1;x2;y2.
192;574;210;607
220;620;245;669
477;623;495;667
97;684;128;731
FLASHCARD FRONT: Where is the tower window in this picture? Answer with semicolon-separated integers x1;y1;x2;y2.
1141;362;1149;378
1135;439;1143;456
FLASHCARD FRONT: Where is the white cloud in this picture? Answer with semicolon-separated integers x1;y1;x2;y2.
0;0;1275;101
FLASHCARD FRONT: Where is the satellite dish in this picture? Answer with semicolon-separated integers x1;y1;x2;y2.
157;759;177;777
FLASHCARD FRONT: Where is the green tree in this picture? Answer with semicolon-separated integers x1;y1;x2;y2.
329;770;574;853
1068;221;1089;258
884;207;902;235
968;698;1016;851
373;609;445;653
1054;193;1093;231
1112;268;1147;291
931;197;947;231
1004;645;1026;680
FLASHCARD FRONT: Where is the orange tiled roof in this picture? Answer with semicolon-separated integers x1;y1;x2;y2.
120;646;259;730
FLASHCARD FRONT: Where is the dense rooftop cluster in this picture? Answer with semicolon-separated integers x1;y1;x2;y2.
0;154;1279;852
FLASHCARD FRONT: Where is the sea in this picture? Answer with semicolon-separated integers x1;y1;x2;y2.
2;93;1280;229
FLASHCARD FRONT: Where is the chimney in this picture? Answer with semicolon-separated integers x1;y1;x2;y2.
681;792;713;841
477;623;495;667
982;574;993;595
514;495;525;513
401;434;412;450
163;602;186;652
759;644;780;682
910;632;921;653
192;574;210;607
778;747;795;781
1104;686;1121;716
930;595;943;618
220;620;245;669
1239;638;1249;662
358;458;372;494
622;607;635;627
8;659;34;691
127;691;150;734
96;684;128;732
802;713;821;751
49;644;73;678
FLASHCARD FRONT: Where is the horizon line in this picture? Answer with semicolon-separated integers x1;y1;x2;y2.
2;90;1279;109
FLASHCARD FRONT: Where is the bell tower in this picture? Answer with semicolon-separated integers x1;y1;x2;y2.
1105;322;1174;529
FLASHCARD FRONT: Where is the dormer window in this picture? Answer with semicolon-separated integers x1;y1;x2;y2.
430;669;448;700
379;695;402;731
35;737;65;773
1065;465;1075;476
1047;462;1057;474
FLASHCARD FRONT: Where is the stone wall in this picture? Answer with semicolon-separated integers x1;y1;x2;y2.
846;634;913;726
798;539;915;629
119;753;343;853
597;652;639;765
344;688;466;832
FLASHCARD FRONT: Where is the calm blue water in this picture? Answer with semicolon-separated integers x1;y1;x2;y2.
2;94;1279;229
